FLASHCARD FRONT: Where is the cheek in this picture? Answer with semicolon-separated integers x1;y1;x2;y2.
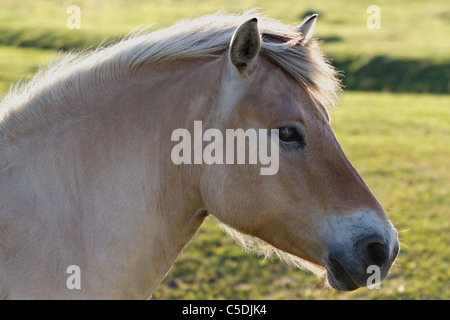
201;164;288;228
275;150;309;201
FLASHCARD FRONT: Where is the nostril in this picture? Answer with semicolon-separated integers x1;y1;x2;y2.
366;242;389;267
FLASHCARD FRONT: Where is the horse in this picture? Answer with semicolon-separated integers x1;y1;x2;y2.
0;11;399;299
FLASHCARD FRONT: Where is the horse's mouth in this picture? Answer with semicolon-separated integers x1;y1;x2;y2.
325;258;360;291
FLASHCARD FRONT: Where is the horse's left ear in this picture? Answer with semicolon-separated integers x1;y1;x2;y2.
298;14;318;45
229;18;261;74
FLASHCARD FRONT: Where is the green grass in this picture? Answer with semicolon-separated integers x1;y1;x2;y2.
153;92;450;300
0;46;57;94
0;0;448;94
0;0;448;60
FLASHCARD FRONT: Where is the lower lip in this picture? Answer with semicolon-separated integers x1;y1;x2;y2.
327;258;359;291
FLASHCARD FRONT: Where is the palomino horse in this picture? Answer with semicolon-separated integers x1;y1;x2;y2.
0;12;399;299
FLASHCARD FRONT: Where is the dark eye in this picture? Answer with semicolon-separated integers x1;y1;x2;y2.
277;126;306;147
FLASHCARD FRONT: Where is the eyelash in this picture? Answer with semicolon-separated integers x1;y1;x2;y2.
277;126;307;148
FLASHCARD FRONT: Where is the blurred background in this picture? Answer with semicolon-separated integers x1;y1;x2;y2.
0;0;448;299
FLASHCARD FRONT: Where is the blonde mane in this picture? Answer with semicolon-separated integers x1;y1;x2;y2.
219;223;326;277
0;11;340;134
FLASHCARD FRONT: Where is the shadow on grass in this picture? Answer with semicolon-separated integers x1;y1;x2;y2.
334;56;450;94
0;27;448;94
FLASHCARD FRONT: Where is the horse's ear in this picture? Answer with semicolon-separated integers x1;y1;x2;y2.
298;14;318;44
229;18;261;74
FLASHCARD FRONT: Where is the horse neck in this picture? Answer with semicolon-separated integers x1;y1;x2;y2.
0;57;223;298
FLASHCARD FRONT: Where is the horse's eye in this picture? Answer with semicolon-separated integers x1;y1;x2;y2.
277;126;306;147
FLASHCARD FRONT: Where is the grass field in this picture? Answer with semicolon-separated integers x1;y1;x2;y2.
0;0;448;60
0;0;449;93
0;0;448;300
